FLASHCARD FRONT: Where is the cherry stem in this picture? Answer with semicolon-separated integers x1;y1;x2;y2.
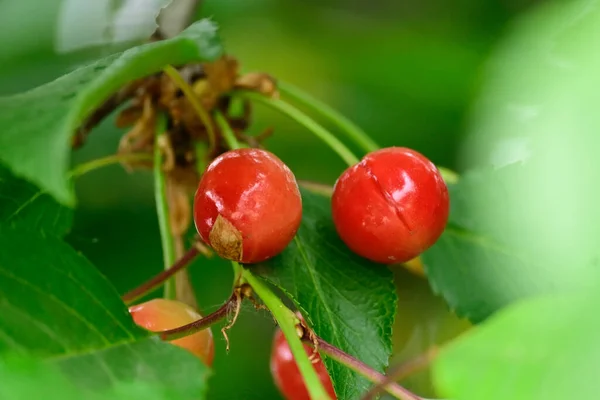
162;64;217;154
298;180;334;197
240;265;333;400
308;336;423;400
68;152;153;178
122;246;199;304
152;113;177;300
277;80;380;153
158;290;240;341
214;110;245;150
236;90;359;167
275;81;461;185
361;347;439;400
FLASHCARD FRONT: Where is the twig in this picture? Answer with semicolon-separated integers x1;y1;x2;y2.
307;336;423;400
361;347;439;400
159;290;241;341
122;247;199;304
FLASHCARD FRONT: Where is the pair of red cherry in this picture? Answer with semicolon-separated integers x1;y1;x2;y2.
130;146;449;399
194;146;449;266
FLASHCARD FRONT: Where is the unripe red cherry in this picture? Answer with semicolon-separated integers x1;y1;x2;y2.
129;299;215;366
193;148;302;264
332;147;449;264
270;328;337;400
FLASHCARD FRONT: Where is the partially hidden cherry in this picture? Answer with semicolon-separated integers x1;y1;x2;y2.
129;298;215;366
270;328;337;400
332;147;449;264
193;148;302;264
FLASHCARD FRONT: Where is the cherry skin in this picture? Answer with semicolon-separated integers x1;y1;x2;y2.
129;298;215;366
332;147;449;264
270;328;337;400
193;148;302;264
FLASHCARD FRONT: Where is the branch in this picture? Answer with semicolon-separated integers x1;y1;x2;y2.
361;347;439;400
159;289;240;341
307;336;423;400
122;246;199;304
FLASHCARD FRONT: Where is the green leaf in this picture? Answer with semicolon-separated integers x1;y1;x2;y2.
256;189;397;400
0;18;223;206
0;166;72;237
1;348;209;400
1;0;172;64
423;165;600;322
0;225;210;398
0;353;82;400
432;289;600;400
56;338;210;399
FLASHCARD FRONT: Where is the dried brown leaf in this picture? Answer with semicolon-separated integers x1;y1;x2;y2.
235;72;279;98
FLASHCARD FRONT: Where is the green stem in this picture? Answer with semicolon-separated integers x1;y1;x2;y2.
275;81;461;184
153;114;177;300
278;80;379;153
68;153;153;178
163;64;217;154
194;141;209;175
438;167;459;184
237;90;359;167
214;111;244;150
240;266;332;400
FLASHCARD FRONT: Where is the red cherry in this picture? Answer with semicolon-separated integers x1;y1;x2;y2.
129;299;215;366
332;147;449;264
270;329;337;400
193;148;302;264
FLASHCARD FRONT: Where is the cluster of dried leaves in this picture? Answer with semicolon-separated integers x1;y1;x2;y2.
74;54;279;308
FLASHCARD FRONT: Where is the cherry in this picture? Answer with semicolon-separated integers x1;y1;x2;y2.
129;298;215;366
270;328;337;400
331;147;449;264
193;148;302;264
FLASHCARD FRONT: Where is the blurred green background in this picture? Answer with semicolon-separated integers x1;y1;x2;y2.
0;0;541;398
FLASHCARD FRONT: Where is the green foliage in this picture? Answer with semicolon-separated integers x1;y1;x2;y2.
258;189;397;399
1;344;210;400
0;225;211;398
423;0;600;323
433;289;600;400
0;225;146;356
0;166;72;237
2;0;599;398
56;338;211;400
0;19;222;206
422;167;555;322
